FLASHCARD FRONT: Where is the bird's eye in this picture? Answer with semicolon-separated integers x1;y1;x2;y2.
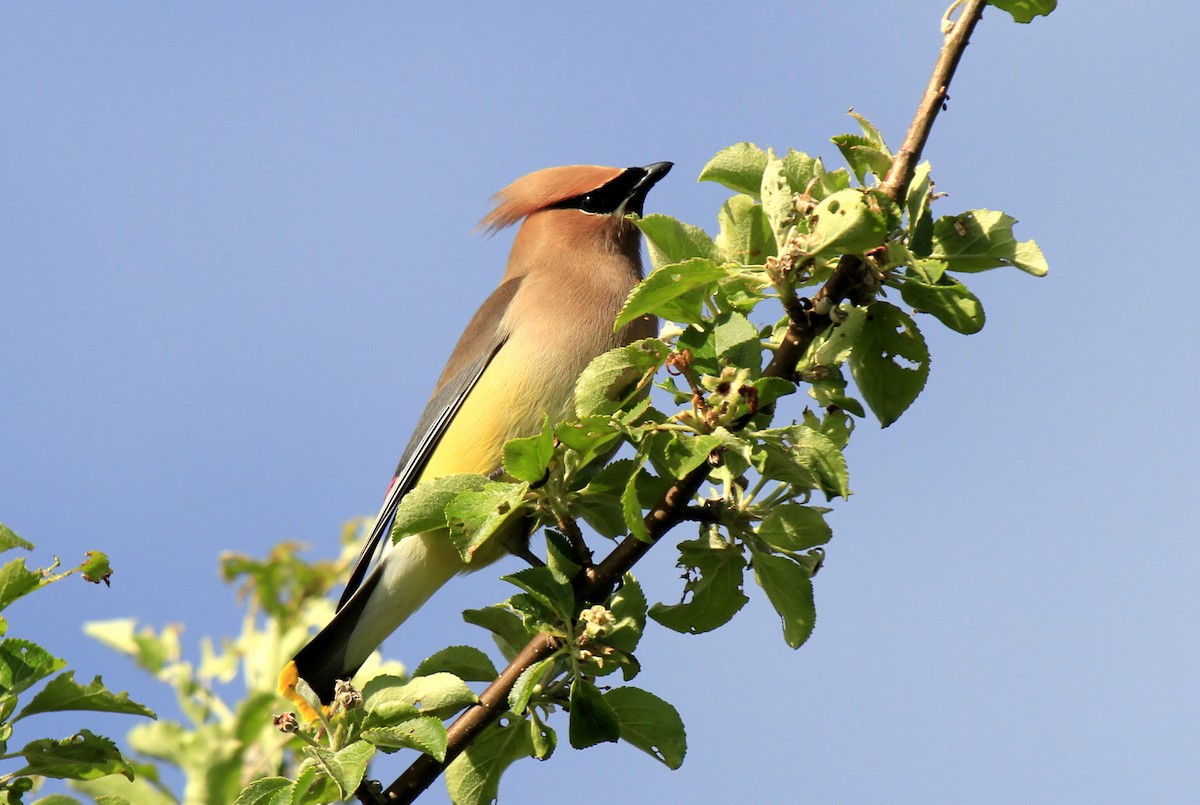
578;193;599;212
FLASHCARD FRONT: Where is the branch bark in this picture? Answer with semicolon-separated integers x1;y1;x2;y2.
362;2;989;800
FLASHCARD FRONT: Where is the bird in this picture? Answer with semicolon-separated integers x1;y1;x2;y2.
279;161;672;718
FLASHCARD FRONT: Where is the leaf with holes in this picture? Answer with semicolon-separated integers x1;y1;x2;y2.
848;301;930;427
606;686;687;769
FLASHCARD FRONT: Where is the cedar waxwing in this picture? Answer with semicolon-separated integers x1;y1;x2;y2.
280;161;672;715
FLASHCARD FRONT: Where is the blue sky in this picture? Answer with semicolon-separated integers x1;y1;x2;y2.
3;2;1197;802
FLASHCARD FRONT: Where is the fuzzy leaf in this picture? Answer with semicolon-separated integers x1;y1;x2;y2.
413;646;498;682
15;672;155;722
391;474;489;538
635;214;720;271
616;259;728;327
699;142;769;197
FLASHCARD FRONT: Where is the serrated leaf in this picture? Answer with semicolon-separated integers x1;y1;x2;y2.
832;133;893;185
758;504;833;552
364;672;477;723
607;574;647;655
905;161;935;255
751;551;817;648
233;777;294;805
391;474;489;538
445;481;530;564
646;432;723;479
302;740;373;799
848;109;890;152
989;0;1056;23
575;340;668;416
15;672;155;722
502;567;575;624
502;417;555;484
413;646;498;682
0;639;65;697
0;558;44;612
929;209;1048;276
463;606;537;662
508;655;557;715
713;310;762;372
848;301;930;427
899;269;985;334
635;214;720;272
568;678;620;749
616;259;727;327
606;686;687;769
14;729;133;781
649;534;748;634
362;715;447;759
716;195;776;266
445;715;535;805
699;143;769;197
0;524;33;553
555;415;624;471
621;455;651;543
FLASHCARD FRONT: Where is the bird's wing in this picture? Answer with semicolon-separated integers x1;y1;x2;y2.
336;276;524;609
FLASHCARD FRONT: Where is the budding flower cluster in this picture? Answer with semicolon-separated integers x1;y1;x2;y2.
579;605;616;641
273;712;300;734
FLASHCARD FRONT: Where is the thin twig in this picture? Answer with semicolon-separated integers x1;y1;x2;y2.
363;3;990;800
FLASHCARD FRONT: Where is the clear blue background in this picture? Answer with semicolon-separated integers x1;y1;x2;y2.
3;2;1196;802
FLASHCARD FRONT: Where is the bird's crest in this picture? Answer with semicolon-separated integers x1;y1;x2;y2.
478;165;625;233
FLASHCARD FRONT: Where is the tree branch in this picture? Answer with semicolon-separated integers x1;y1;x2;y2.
363;3;990;800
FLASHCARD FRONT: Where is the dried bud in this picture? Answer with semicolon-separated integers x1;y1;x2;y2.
274;712;300;733
333;679;362;711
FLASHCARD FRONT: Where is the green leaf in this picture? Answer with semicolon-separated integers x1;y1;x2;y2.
502;416;555;484
646;432;724;480
508;655;557;715
848;301;930;427
32;795;87;805
445;481;530;564
621;455;651;543
555;415;624;470
607;574;648;655
616;258;728;327
716;195;776;266
0;558;44;612
929;209;1048;276
649;534;748;634
989;0;1056;23
413;646;498;682
79;551;113;586
391;474;488;538
14;729;133;781
751;551;817;649
302;741;374;800
713;310;762;372
15;672;156;722
0;639;66;697
574;339;669;416
234;777;294;805
573;459;637;539
805;188;890;258
361;715;447;759
502;567;575;624
445;715;535;805
899;267;986;334
0;524;33;553
698;142;769;197
757;424;851;500
606;686;687;769
905;161;935;255
831;133;893;185
463;605;537;662
364;672;477;723
848;109;890;152
568;678;620;749
758;504;832;552
529;718;556;760
635;214;720;272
